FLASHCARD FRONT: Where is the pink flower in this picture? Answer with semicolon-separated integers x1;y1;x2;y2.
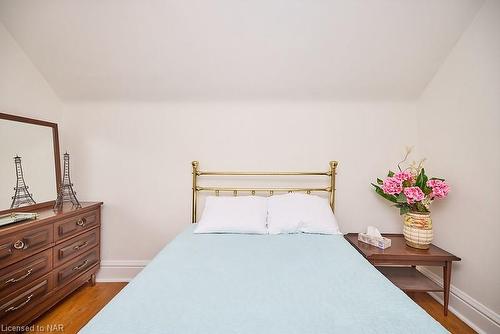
382;177;403;195
426;179;450;199
394;170;413;182
404;186;425;204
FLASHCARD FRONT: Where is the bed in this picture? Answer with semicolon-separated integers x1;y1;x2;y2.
80;161;447;333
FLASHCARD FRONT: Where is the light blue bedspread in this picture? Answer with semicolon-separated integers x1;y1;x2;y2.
81;226;447;333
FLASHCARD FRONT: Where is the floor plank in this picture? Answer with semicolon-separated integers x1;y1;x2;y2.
29;283;476;333
408;292;477;334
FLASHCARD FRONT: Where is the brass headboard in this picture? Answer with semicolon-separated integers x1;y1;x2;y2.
191;161;338;223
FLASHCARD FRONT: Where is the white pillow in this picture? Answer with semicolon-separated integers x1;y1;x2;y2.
267;193;341;235
194;196;268;234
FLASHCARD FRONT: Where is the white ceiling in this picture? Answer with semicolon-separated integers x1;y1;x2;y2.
0;0;483;101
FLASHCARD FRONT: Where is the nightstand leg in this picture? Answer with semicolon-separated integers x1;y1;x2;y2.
90;273;96;287
443;261;452;316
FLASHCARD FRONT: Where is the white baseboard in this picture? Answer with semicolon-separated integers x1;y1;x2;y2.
96;260;149;282
418;267;500;334
96;261;499;333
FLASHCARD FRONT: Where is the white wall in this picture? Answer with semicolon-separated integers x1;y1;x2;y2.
0;21;61;121
417;0;500;332
0;21;62;211
61;102;417;263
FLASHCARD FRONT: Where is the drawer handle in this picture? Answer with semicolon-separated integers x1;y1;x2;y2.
5;268;33;284
73;241;89;251
5;294;34;313
76;218;86;227
73;259;89;271
13;240;26;250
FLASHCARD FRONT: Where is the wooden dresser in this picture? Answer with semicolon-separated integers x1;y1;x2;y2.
0;202;102;328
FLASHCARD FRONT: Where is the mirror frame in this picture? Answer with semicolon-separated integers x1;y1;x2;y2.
0;112;61;215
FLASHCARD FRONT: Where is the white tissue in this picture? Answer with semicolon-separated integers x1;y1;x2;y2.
358;226;391;249
366;226;382;238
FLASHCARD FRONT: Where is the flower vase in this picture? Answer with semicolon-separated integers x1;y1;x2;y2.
403;212;433;249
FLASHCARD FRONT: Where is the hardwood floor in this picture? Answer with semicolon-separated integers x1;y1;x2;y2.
408;292;477;334
29;283;476;334
28;283;126;334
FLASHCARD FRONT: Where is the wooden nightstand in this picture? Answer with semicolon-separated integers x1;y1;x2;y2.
344;233;460;315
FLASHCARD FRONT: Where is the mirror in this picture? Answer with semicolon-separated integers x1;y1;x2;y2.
0;113;61;213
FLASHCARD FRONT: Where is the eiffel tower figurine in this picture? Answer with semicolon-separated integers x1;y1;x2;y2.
10;156;36;209
54;153;81;211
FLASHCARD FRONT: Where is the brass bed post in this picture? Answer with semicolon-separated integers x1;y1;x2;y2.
191;161;199;223
329;161;338;213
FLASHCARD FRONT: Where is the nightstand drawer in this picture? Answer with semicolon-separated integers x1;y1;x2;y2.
0;249;52;300
0;224;53;269
55;209;99;241
54;228;99;267
55;247;99;287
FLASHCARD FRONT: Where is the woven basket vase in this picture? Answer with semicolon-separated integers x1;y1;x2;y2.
403;212;433;249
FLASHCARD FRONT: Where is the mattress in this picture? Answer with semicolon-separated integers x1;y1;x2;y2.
80;226;447;333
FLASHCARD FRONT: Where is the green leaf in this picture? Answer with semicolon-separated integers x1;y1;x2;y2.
372;184;398;203
388;170;395;177
415;202;429;213
376;178;384;185
430;177;445;181
399;205;410;215
422;171;428;187
423;186;432;195
396;192;407;204
416;168;428;189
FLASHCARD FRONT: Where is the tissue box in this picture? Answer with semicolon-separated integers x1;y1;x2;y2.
358;233;391;249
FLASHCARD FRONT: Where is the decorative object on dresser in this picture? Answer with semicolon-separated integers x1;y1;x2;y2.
54;152;81;211
0;113;102;331
371;148;450;249
10;156;36;209
344;233;460;316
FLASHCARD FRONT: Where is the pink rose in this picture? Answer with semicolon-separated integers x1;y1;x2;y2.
382;177;403;195
426;179;450;199
404;186;425;204
394;170;413;182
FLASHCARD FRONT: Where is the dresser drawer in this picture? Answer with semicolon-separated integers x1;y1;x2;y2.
0;224;53;269
54;209;99;241
0;249;52;300
0;274;52;324
55;247;99;287
53;228;99;267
